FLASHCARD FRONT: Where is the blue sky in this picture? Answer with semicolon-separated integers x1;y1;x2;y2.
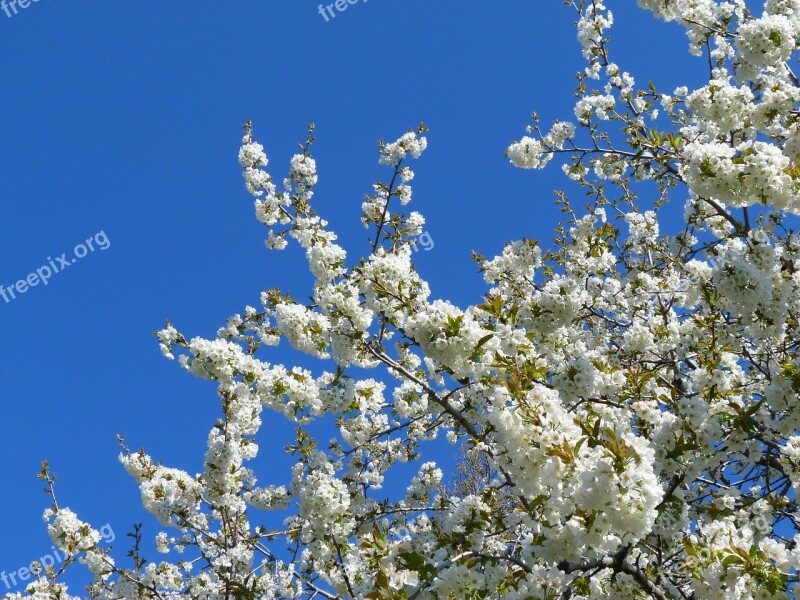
0;1;700;591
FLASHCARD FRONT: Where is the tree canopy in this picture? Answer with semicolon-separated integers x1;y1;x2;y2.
10;1;800;598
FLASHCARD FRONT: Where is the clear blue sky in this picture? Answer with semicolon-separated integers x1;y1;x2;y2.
0;1;698;591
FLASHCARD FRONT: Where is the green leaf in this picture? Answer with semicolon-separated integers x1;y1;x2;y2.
721;553;745;567
476;334;493;349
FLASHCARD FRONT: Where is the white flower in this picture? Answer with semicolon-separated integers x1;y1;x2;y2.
238;142;267;168
507;136;548;169
737;14;797;67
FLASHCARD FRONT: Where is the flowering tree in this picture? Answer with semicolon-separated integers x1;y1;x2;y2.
11;0;800;598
